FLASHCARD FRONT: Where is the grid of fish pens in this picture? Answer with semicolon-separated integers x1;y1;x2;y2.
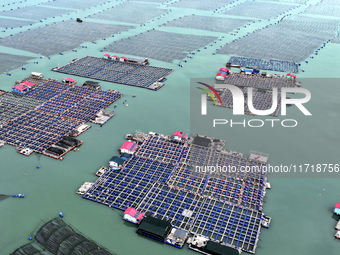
0;17;35;29
260;0;306;3
223;72;297;91
26;80;71;100
223;2;296;19
169;0;233;10
163;15;253;34
320;0;340;6
35;85;121;122
0;21;132;56
135;134;186;165
0;110;79;152
137;183;205;231
0;92;45;125
217;16;340;62
169;144;267;210
89;2;167;24
103;30;217;63
0;5;72;20
54;56;173;90
10;243;43;255
34;218;114;255
83;156;176;210
211;87;281;117
0;53;33;74
190;199;262;253
304;4;340;17
206;154;266;211
131;0;167;2
227;56;299;73
44;0;111;9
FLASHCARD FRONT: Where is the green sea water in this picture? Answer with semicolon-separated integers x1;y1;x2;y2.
1;0;340;254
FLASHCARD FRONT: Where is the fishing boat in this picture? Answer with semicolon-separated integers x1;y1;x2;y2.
95;166;107;177
335;231;340;239
226;62;241;68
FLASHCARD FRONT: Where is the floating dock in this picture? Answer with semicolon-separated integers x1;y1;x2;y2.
83;132;271;254
69;124;91;137
53;56;173;91
90;109;115;125
76;182;94;195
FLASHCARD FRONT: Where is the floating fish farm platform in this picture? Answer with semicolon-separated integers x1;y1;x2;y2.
0;75;122;159
228;56;299;74
208;86;281;117
83;132;271;254
208;70;302;116
222;72;299;91
53;56;173;91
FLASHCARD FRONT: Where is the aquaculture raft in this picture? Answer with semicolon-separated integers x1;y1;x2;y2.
222;72;299;91
208;86;281;117
83;132;271;254
0;75;122;158
227;56;299;73
53;56;173;91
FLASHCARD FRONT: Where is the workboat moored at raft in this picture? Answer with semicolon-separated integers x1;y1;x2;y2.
226;62;241;68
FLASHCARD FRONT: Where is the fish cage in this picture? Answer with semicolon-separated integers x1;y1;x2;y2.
11;218;115;255
0;5;71;20
190;198;263;254
44;0;110;9
227;56;299;73
103;30;217;63
137;183;205;231
223;2;296;20
0;21;132;56
0;17;35;29
169;0;233;11
164;15;252;34
217;16;340;63
0;53;33;74
53;56;173;91
208;87;281;117
89;2;167;24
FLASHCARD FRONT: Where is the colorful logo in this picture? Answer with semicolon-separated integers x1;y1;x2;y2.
197;82;222;106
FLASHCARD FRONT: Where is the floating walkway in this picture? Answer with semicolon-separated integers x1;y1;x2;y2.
228;56;299;73
53;56;173;91
83;132;271;254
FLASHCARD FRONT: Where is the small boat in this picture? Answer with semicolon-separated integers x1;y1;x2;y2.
226;62;241;68
95;166;107;177
335;231;340;239
261;215;271;228
335;220;340;230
